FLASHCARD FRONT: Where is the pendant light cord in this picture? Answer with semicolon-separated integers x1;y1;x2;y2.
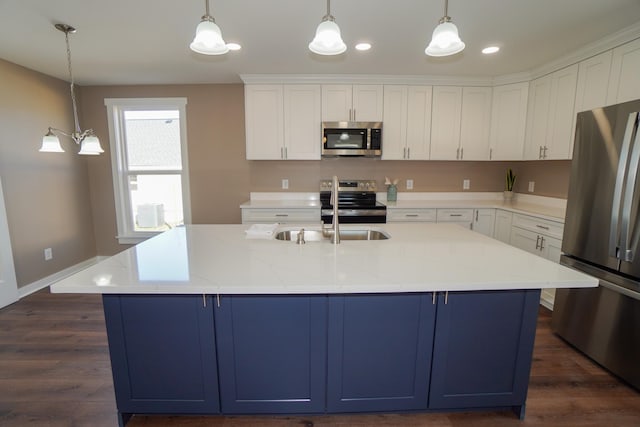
64;30;81;134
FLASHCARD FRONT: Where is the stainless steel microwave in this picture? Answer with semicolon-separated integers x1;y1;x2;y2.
321;121;382;157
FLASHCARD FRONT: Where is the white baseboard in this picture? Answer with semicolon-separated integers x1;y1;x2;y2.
17;256;103;298
540;294;555;311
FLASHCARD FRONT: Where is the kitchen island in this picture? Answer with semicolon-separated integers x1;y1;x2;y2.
50;223;597;426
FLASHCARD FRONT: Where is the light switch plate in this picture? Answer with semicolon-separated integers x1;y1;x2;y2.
528;181;535;192
282;179;289;189
44;247;52;261
463;179;470;190
406;179;413;190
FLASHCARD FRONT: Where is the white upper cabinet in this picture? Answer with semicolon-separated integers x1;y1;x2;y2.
382;85;432;160
459;87;492;160
245;84;321;160
321;84;383;122
524;64;578;160
430;86;462;160
574;50;612;113
245;85;284;160
607;38;640;105
431;86;491;160
489;82;529;160
283;85;321;160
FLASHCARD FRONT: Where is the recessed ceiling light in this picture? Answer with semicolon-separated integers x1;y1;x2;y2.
226;43;242;51
482;46;500;54
355;43;372;51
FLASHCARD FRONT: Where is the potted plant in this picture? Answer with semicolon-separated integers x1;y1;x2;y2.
505;168;516;201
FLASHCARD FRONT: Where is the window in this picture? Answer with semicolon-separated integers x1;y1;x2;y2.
105;98;190;244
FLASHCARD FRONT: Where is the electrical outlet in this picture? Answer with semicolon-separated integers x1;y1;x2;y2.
528;181;535;192
44;247;53;261
282;179;289;190
406;179;414;190
463;179;470;190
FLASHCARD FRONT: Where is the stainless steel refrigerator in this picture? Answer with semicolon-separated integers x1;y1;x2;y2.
552;99;640;390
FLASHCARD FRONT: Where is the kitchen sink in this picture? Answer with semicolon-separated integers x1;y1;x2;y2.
274;228;390;241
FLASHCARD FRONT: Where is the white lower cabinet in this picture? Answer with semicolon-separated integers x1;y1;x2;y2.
436;209;473;229
387;208;436;223
509;213;564;309
493;209;513;243
241;208;320;224
472;209;495;237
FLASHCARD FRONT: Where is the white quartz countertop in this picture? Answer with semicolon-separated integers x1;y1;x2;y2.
50;223;596;295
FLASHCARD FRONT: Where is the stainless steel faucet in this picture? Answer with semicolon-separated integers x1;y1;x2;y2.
322;175;340;244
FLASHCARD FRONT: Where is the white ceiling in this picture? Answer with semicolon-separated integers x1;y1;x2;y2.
1;0;640;86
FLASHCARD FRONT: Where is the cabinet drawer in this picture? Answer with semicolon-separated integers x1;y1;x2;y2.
436;209;474;222
387;208;437;222
511;213;563;239
242;208;320;224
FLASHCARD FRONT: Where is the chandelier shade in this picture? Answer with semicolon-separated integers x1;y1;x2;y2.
190;0;231;55
425;0;465;57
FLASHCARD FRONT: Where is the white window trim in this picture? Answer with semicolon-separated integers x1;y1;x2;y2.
104;97;191;245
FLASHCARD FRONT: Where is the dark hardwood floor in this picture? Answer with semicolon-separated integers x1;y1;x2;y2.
0;289;638;426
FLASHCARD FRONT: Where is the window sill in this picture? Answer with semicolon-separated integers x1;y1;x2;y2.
116;233;160;245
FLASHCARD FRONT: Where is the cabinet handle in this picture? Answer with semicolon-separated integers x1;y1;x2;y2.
538;146;543;159
203;294;207;308
489;148;493;160
536;225;550;230
450;214;463;217
407;147;410;159
475;210;479;221
403;147;407;159
460;147;464;160
217;294;221;307
406;214;419;218
275;214;289;217
456;148;460;160
444;291;449;305
284;147;288;159
535;235;541;250
432;292;437;305
543;146;548;159
540;236;546;250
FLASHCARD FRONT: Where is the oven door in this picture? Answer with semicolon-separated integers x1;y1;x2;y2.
322;128;367;155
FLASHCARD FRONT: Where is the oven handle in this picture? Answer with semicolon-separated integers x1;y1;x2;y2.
321;209;387;216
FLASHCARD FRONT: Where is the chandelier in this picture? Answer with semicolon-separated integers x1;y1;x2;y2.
39;24;103;155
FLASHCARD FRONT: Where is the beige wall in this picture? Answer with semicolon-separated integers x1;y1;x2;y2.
80;83;571;256
0;59;97;287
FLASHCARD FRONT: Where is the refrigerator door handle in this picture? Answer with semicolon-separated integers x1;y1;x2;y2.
609;112;638;259
619;112;640;262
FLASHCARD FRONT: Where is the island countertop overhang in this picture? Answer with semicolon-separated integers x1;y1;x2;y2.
49;223;598;294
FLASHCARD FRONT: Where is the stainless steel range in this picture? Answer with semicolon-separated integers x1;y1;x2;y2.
320;179;386;224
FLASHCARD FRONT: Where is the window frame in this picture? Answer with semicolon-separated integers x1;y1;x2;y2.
104;98;191;244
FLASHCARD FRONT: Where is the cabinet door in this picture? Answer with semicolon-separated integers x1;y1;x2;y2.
472;208;495;237
489;83;528;160
524;75;552;160
245;85;284;160
284;85;321;160
460;87;492;160
430;86;463;160
353;84;384;121
541;235;562;309
103;295;220;415
429;290;540;411
509;227;541;255
215;295;327;414
381;86;408;160
546;64;578;159
327;293;435;412
322;85;352;121
607;38;640;105
493;209;513;243
575;50;612;113
405;85;433;160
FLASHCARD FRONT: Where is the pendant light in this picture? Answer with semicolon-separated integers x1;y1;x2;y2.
425;0;465;57
309;0;346;55
40;24;103;155
190;0;230;55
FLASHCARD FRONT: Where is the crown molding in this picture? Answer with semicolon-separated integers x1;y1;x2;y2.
240;74;494;86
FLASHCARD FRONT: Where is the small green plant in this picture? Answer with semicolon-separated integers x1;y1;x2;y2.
505;168;516;191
